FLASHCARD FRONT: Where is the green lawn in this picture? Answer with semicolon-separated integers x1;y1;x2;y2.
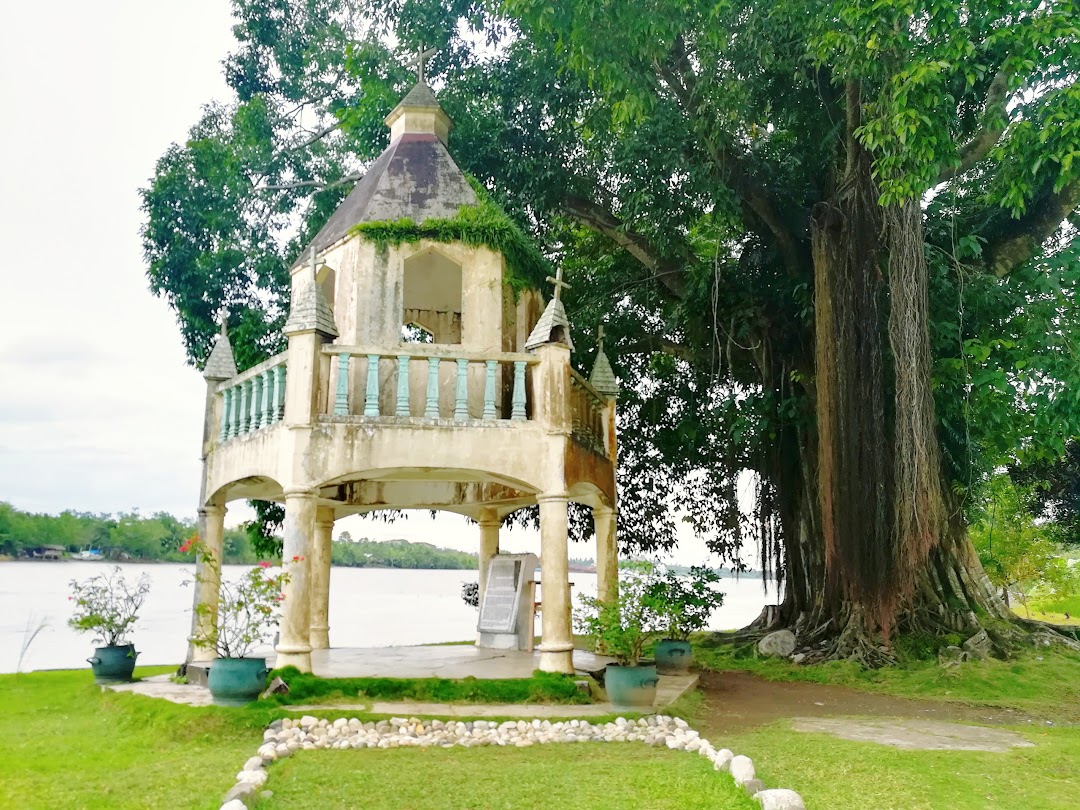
712;722;1080;810
692;634;1080;719
257;744;757;810
0;668;747;810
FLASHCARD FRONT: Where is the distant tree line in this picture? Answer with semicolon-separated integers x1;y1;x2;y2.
0;502;257;563
332;533;476;570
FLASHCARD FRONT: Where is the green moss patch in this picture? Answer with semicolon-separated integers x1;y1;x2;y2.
265;666;592;706
349;178;549;296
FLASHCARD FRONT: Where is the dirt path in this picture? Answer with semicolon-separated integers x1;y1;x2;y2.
694;670;1043;735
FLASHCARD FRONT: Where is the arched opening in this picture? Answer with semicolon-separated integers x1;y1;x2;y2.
317;264;336;311
401;321;434;343
402;248;462;344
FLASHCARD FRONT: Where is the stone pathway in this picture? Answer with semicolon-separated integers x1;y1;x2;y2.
109;673;698;716
790;716;1037;752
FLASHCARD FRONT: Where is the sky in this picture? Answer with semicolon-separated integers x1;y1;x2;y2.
0;1;748;566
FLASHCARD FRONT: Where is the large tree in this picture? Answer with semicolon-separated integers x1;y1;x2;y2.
142;0;1080;660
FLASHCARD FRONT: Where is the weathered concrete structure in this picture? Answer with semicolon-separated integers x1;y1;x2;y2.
190;81;620;674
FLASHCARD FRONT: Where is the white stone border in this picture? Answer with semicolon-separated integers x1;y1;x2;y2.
220;714;806;810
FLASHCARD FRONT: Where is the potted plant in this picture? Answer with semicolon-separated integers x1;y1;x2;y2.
575;561;661;708
68;566;151;683
650;565;725;674
188;550;289;706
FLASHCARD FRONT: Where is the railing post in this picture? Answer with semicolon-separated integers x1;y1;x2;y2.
227;385;240;438
273;364;286;423
483;359;497;420
238;380;250;434
511;361;527;421
334;354;350;416
425;357;440;418
396;355;411;416
454;358;469;420
260;370;273;428
250;374;262;432
364;354;381;417
219;388;232;442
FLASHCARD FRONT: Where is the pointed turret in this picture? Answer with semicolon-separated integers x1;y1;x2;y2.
203;320;238;380
525;265;574;351
589;326;619;398
292;81;476;265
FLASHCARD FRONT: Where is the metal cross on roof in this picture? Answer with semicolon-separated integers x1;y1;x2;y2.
405;43;439;83
308;244;325;280
546;265;571;303
597;323;605;352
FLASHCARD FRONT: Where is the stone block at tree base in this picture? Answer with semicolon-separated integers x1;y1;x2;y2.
757;630;796;658
754;788;807;810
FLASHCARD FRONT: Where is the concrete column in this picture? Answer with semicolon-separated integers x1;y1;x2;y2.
187;503;226;664
537;492;574;674
594;505;619;605
276;490;316;672
309;506;335;650
477;507;500;603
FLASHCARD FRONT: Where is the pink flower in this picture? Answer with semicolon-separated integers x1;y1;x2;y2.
258;561;271;569
291;555;305;563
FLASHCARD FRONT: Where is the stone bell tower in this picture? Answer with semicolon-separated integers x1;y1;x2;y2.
191;79;621;675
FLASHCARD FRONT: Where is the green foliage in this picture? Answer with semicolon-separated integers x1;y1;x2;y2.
0;501;260;563
67;566;151;647
575;561;663;666
265;666;590;705
246;500;286;559
331;536;476;569
970;474;1077;616
189;550;289;658
650;565;726;641
349;178;550;294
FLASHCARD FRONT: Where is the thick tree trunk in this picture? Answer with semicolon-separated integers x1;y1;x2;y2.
736;155;1079;663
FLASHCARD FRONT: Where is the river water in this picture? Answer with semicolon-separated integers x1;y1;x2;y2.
0;561;778;673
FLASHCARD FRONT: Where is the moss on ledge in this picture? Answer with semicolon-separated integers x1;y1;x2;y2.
348;179;549;296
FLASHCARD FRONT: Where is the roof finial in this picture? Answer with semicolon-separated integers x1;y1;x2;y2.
589;322;619;398
545;265;571;303
597;323;606;353
406;43;438;84
220;313;228;337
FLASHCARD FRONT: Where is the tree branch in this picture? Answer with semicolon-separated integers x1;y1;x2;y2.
985;178;1080;276
621;335;694;361
937;68;1011;185
652;44;805;276
561;195;689;299
257;172;362;193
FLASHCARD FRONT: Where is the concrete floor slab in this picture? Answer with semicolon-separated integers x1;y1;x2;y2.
108;645;698;716
791;716;1036;752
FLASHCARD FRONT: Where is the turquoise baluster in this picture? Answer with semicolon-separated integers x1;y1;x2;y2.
364;354;381;416
260;370;272;427
511;361;527;420
483;360;497;420
396;355;411;416
273;364;286;422
237;381;250;434
227;385;240;438
250;375;262;431
219;388;231;442
335;354;350;416
454;358;469;420
425;357;440;418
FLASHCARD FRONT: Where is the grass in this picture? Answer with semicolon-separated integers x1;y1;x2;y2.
0;667;723;809
692;633;1080;719
0;667;270;809
1029;594;1080;626
257;744;757;810
711;721;1080;810
263;667;592;706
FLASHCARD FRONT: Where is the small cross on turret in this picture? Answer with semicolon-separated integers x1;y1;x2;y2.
405;43;439;84
546;265;571;303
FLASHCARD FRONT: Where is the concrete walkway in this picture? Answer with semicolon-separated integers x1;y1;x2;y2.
791;716;1037;752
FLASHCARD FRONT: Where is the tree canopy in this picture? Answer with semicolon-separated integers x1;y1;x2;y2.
142;0;1080;652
